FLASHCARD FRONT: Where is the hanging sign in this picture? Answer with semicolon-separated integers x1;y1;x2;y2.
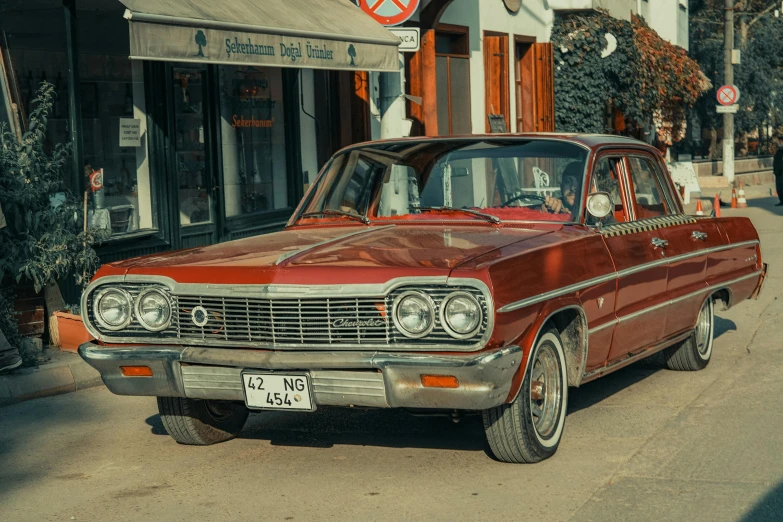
89;169;104;192
389;28;420;52
119;118;141;147
716;85;740;106
359;0;420;27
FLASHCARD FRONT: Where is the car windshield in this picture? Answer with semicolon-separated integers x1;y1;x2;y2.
296;139;588;224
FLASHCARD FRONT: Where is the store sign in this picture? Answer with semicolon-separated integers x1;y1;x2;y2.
389;28;420;52
119;118;141;147
231;115;274;128
128;23;399;72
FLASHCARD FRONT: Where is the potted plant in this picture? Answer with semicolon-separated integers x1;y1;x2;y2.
50;305;94;353
0;82;105;360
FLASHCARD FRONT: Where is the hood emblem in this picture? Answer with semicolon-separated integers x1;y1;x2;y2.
332;318;385;329
192;306;209;327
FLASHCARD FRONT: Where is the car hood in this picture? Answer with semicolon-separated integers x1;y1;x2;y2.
107;225;557;285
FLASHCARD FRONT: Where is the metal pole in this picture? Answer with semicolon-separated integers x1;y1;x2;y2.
64;0;85;194
723;0;735;185
379;53;405;139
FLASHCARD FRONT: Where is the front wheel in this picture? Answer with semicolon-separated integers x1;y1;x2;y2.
157;397;249;445
664;297;714;371
482;328;568;463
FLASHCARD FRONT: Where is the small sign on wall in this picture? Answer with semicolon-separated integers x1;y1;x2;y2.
119;118;141;147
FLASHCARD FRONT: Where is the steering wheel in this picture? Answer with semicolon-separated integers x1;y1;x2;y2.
501;193;548;208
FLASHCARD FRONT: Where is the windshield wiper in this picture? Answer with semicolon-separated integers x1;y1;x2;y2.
413;206;501;224
300;209;370;225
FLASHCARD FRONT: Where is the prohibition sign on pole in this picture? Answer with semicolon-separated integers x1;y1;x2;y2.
717;84;739;106
359;0;419;27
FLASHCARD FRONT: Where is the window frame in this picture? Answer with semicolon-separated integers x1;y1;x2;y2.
585;152;634;225
623;153;677;219
435;23;471;136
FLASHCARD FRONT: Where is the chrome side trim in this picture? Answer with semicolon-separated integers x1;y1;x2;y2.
275;225;395;265
586;270;762;335
499;240;760;313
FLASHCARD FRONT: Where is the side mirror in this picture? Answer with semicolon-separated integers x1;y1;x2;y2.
586;192;613;220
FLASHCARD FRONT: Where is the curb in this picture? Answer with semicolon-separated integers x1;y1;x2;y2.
0;354;103;407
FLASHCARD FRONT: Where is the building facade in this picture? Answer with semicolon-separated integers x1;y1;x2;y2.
0;0;689;295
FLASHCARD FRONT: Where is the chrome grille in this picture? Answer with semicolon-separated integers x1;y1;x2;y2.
87;283;489;351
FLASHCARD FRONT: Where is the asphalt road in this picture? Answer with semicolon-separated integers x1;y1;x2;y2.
2;199;782;522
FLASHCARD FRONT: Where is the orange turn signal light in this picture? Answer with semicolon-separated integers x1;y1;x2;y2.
420;375;459;389
120;366;153;377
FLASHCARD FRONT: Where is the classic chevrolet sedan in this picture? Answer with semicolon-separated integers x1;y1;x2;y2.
79;135;767;463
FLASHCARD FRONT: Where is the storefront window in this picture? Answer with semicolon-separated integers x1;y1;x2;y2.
219;66;289;218
1;2;158;239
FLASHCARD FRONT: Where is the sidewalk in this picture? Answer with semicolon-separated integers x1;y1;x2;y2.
0;348;102;407
683;180;777;215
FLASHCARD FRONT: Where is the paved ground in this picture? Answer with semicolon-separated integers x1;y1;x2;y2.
1;198;781;522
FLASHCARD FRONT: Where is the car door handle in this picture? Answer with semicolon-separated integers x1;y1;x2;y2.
692;231;708;241
651;238;669;248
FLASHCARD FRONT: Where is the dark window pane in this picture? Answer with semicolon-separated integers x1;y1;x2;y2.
449;58;471;135
436;56;450;136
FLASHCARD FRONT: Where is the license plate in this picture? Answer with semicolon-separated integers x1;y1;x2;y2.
241;372;315;411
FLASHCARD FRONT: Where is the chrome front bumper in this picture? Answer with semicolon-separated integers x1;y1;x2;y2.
78;343;522;411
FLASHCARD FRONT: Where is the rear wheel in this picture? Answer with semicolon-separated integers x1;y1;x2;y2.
664;298;714;371
482;328;568;463
157;397;249;445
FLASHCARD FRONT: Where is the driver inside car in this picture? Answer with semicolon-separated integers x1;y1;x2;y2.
542;162;582;216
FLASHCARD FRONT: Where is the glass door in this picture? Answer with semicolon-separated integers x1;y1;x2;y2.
172;66;217;248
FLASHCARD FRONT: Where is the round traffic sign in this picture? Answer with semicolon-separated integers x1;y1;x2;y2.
359;0;419;27
717;84;739;106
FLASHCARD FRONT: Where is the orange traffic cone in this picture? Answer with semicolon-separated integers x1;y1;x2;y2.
737;180;748;208
713;193;721;217
695;199;704;216
731;188;738;209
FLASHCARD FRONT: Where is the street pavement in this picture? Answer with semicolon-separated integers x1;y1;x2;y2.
1;197;782;522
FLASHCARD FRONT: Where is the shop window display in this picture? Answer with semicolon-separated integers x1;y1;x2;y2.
1;3;157;239
219;66;289;218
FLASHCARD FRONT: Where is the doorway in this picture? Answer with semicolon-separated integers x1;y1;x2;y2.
169;65;219;249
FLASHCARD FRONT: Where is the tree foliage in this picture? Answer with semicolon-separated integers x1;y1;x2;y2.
552;11;709;144
0;82;105;294
689;0;783;150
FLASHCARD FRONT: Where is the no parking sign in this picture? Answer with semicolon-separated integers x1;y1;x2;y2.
359;0;419;27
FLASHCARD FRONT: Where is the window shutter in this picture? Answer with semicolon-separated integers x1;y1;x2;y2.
533;42;555;132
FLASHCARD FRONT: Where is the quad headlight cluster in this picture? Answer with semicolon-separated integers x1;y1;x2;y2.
93;287;172;332
392;290;483;340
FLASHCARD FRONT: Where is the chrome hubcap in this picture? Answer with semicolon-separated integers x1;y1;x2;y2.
695;301;712;357
530;343;562;439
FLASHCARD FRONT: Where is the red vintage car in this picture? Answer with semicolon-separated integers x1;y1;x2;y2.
79;135;767;463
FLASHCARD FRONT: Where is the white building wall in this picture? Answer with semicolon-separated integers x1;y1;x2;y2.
439;0;552;134
639;0;689;50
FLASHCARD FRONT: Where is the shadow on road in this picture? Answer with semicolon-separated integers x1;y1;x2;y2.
714;315;737;338
568;359;661;415
740;479;783;522
146;408;490;453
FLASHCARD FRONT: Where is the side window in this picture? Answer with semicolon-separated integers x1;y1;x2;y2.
627;157;670;218
590;157;628;223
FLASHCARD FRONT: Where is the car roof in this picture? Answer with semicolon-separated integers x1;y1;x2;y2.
340;133;658;155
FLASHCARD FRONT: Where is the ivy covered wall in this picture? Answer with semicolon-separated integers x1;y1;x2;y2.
551;11;709;145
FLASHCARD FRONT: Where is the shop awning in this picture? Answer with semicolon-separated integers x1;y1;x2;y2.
119;0;400;72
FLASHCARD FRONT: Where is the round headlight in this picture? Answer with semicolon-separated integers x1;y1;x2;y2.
393;291;435;338
441;292;482;338
135;288;172;332
94;288;133;331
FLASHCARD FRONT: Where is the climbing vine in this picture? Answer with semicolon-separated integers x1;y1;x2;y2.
551;11;710;145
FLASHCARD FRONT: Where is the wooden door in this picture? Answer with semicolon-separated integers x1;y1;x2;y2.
515;40;554;132
484;32;509;132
